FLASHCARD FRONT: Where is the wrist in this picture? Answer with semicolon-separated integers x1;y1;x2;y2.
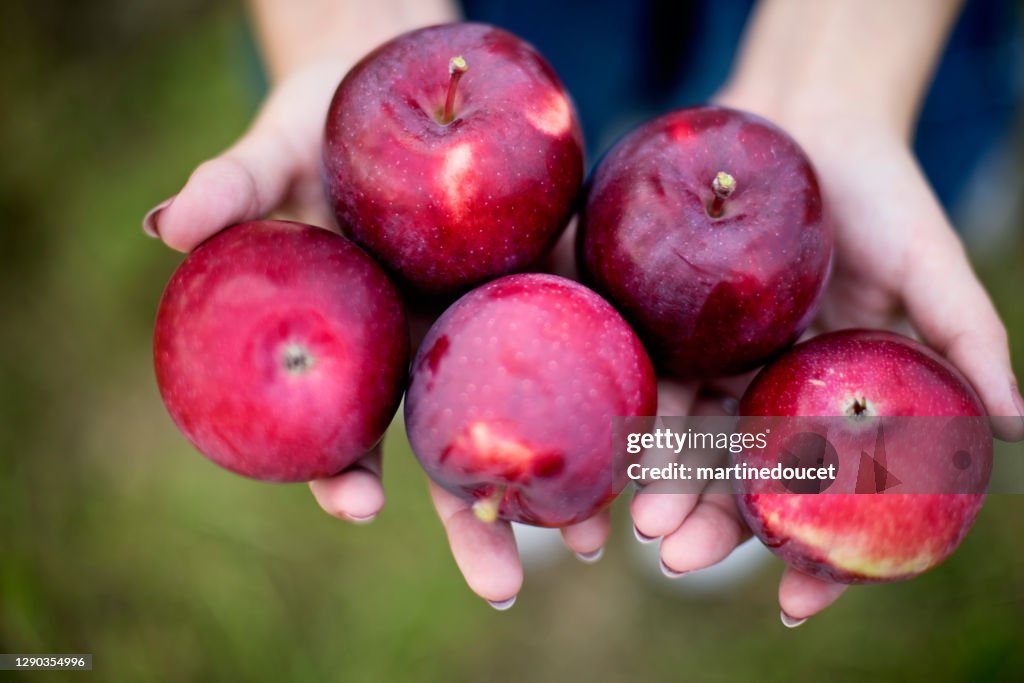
716;72;914;140
714;75;914;156
714;0;962;148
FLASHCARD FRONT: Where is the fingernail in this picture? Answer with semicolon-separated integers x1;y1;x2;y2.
343;512;377;525
659;559;687;578
780;611;807;628
487;596;516;611
633;524;657;544
575;547;604;564
143;195;176;238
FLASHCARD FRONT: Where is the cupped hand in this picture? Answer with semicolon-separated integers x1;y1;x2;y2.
149;58;395;524
631;379;848;627
729;104;1023;442
146;58;608;608
145;59;347;248
634;96;1023;626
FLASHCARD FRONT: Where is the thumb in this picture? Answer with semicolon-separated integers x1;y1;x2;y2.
148;128;302;252
144;61;344;252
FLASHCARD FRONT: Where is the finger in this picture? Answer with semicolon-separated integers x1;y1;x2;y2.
659;492;748;576
632;385;738;540
630;380;700;540
560;510;610;562
656;378;698;416
778;567;848;626
148;62;341;251
631;489;699;541
902;219;1023;441
153;126;304;252
308;447;385;523
428;480;523;605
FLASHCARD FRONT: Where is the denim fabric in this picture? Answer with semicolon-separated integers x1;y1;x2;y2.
462;0;1021;211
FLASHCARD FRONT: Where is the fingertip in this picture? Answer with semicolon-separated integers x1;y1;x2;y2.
575;547;604;564
632;523;658;544
487;595;517;611
454;519;523;602
472;574;523;605
778;567;848;621
658;496;743;574
659;559;687;579
309;467;386;523
429;484;523;603
959;368;1024;442
158;156;261;252
780;611;808;628
142;195;175;239
560;511;610;557
991;381;1024;442
631;490;694;539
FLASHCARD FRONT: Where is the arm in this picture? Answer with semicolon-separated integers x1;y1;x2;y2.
718;0;1021;442
248;0;459;82
723;0;961;137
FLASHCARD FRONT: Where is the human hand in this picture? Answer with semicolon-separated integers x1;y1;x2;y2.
714;100;1024;442
145;55;609;608
148;58;402;522
631;89;1024;627
144;59;344;250
631;379;848;627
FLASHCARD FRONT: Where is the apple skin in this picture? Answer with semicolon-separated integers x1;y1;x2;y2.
323;22;585;297
577;105;833;379
404;273;657;526
736;329;992;584
154;221;409;483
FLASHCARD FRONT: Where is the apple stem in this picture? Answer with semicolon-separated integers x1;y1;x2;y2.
472;485;504;523
442;55;468;124
708;171;736;218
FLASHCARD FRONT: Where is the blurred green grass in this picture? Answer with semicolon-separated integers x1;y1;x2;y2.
0;2;1022;681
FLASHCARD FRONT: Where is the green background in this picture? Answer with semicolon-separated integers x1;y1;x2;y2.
1;2;1022;681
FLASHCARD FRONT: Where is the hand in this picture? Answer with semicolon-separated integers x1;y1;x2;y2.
145;57;607;608
632;90;1024;626
730;105;1024;441
631;381;848;626
144;59;343;249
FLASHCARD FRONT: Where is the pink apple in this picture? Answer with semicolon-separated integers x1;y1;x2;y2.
154;220;409;482
404;273;657;526
736;329;992;583
578;105;833;378
323;22;584;296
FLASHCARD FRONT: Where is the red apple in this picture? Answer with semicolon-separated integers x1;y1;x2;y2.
404;273;657;526
323;22;585;297
154;220;409;482
736;329;992;583
577;105;833;379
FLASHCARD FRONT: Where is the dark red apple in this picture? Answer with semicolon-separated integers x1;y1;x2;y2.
323;22;585;296
154;220;409;482
404;273;657;526
578;105;833;378
736;329;992;583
